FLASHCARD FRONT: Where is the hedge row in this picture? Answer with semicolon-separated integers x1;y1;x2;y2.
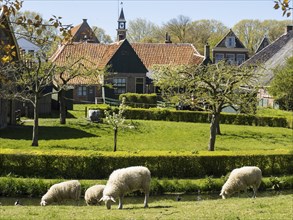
0;151;292;179
90;107;291;128
1;176;292;197
119;93;158;108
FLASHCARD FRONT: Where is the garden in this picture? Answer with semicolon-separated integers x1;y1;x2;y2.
0;105;292;219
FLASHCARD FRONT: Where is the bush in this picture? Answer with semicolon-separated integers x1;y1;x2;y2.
0;151;292;179
0;176;292;197
119;93;157;108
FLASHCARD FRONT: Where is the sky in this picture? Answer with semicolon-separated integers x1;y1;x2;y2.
19;0;293;40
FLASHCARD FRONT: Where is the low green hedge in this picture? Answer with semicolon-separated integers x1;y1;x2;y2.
88;106;291;128
0;150;292;179
119;93;158;108
0;176;292;197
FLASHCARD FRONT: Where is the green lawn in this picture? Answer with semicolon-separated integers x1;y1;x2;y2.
0;115;292;152
0;193;292;220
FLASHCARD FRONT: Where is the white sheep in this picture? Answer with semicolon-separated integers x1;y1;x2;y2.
99;166;151;209
40;180;81;206
220;166;262;199
84;184;105;206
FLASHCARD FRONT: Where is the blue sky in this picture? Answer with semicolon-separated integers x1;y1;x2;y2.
20;0;292;40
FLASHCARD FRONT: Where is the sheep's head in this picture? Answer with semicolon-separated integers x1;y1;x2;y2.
219;190;228;199
40;200;47;206
99;196;116;209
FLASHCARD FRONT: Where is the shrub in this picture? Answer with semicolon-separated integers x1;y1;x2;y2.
0;151;292;179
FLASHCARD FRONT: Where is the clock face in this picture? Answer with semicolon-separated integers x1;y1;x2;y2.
119;23;124;29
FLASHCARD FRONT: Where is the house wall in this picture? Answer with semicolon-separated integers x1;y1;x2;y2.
72;85;101;103
0;99;8;128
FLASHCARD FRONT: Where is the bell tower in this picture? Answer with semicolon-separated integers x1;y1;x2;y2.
117;7;127;41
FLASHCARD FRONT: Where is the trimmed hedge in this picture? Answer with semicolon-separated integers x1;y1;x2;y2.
89;106;291;128
119;93;158;108
0;150;292;179
0;176;292;197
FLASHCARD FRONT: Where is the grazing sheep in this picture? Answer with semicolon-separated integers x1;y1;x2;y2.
84;185;105;206
40;180;81;206
100;166;151;209
220;166;262;199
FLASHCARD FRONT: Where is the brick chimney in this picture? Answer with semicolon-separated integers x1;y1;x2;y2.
204;43;210;60
286;25;293;33
165;32;172;43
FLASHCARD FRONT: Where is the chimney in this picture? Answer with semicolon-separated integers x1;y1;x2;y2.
204;43;210;60
165;32;172;44
286;25;293;33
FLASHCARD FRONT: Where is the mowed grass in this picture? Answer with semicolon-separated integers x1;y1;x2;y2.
0;193;292;220
0;115;292;152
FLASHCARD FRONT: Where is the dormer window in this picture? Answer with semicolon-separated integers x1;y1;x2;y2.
225;37;236;48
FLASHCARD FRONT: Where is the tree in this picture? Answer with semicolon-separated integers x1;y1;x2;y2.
0;0;72;145
104;97;133;152
268;56;293;110
53;57;107;124
164;15;192;43
92;26;113;43
274;0;292;17
127;18;158;42
189;19;228;55
0;54;58;146
152;62;258;151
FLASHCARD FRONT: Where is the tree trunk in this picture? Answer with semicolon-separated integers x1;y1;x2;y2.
208;112;220;151
59;89;66;124
216;117;221;135
113;128;118;152
31;96;39;146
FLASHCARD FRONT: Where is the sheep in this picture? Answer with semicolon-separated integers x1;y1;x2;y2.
99;166;151;209
84;184;105;206
40;180;81;206
220;166;262;199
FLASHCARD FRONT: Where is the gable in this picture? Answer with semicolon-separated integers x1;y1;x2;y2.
214;29;246;49
70;19;99;43
107;39;148;73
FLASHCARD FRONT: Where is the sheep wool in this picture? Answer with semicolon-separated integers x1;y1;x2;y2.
84;184;105;206
40;180;81;206
220;166;262;199
100;166;151;209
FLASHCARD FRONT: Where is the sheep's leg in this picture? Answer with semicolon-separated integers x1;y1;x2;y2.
144;192;149;208
252;185;257;198
118;196;123;209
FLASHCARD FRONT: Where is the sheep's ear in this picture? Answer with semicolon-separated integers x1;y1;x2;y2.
110;197;116;203
99;197;105;202
219;192;223;196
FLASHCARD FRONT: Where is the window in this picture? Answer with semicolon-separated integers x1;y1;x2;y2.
28;50;35;56
236;54;245;65
77;86;87;96
113;78;126;94
226;54;235;64
225;37;236;48
215;53;224;63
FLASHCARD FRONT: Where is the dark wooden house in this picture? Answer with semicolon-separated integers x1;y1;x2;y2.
212;29;249;65
0;8;20;128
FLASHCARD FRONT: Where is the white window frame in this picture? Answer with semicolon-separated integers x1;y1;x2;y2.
226;54;235;64
236;54;245;65
77;86;87;96
113;78;127;94
215;53;224;63
225;37;236;48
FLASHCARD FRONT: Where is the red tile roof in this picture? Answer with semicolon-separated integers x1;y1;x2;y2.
51;40;204;85
132;43;204;68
